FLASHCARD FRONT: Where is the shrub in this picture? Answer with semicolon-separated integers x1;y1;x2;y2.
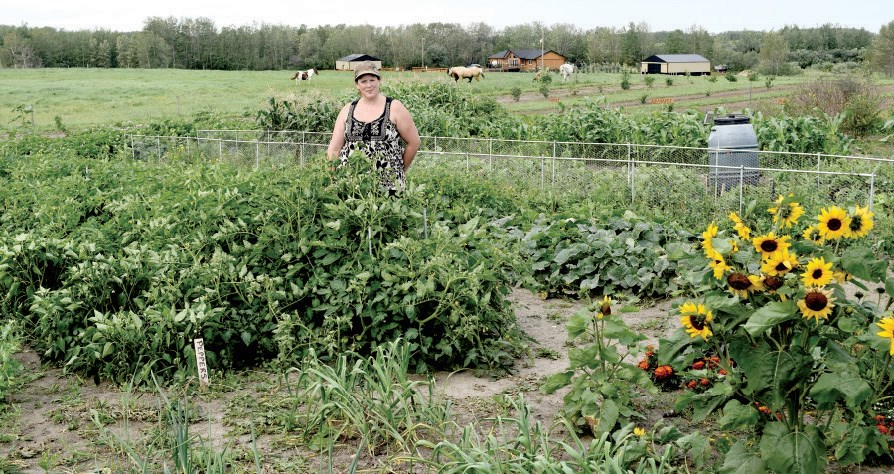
644;75;655;88
665;77;674;87
620;70;631;90
510;86;522;102
784;76;883;136
725;73;738;82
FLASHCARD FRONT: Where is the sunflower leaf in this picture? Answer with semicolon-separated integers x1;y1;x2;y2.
759;422;826;474
840;247;887;283
743;301;797;337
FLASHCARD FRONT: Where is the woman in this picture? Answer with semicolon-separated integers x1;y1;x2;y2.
327;61;421;193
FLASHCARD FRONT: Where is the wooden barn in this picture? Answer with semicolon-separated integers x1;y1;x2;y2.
487;49;567;72
640;54;711;75
335;54;382;71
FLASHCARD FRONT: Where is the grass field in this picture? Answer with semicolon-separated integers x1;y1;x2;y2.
1;67;892;130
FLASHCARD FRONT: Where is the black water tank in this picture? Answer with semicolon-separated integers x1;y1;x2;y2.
708;114;759;191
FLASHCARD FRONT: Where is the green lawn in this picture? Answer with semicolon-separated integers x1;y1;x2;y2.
1;67;892;130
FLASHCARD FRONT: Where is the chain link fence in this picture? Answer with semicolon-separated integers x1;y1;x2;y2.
128;130;886;215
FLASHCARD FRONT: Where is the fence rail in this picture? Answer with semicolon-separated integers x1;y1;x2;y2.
128;131;888;214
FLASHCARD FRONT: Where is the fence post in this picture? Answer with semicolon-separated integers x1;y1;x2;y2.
219;139;223;162
489;138;493;172
255;140;260;169
628;143;634;204
301;131;306;165
541;157;545;190
156;136;161;162
130;135;135;159
869;173;875;213
739;165;745;214
816;153;821;189
551;141;557;187
186;136;190;157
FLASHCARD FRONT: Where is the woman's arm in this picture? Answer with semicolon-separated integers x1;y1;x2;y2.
391;99;421;170
327;104;351;160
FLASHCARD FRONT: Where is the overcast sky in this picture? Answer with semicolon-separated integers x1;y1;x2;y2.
3;0;891;33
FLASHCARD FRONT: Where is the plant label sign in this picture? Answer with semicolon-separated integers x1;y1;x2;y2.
194;338;210;387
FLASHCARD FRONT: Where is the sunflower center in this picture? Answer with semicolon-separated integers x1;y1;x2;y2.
849;217;863;231
775;262;788;272
805;292;828;311
760;240;779;252
811;269;824;279
764;276;784;291
600;303;612;316
688;315;706;331
728;273;752;290
828;218;842;231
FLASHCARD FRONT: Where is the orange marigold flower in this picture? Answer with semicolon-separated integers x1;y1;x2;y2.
692;361;706;370
638;359;651;370
653;365;674;379
686;380;698;390
879;425;889;435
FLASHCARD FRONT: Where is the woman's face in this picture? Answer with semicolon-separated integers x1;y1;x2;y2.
355;75;380;98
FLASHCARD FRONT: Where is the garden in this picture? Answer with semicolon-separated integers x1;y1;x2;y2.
1;69;894;472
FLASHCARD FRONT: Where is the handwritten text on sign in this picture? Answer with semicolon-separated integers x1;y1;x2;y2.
194;338;210;386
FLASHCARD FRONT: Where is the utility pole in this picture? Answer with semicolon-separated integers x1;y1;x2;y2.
422;37;425;70
540;29;544;71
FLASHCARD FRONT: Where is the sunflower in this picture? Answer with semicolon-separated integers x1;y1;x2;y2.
727;273;763;299
634;427;646;437
802;225;824;244
728;212;751;239
762;274;786;298
798;288;835;322
701;223;718;257
760;249;799;276
847;205;874;239
708;254;732;280
876;317;894;356
680;302;713;340
801;257;834;287
752;232;791;257
596;295;612;319
768;195;805;228
816;206;851;240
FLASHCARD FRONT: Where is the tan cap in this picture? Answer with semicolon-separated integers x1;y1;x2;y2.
353;61;381;81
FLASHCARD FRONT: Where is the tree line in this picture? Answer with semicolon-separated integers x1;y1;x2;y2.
0;17;891;75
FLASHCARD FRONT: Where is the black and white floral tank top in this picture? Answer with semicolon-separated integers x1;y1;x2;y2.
338;97;406;190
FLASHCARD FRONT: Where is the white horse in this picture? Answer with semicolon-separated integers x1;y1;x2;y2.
291;68;317;83
559;63;575;82
447;66;485;83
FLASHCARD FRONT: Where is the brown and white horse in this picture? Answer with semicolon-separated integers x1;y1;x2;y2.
291;68;318;83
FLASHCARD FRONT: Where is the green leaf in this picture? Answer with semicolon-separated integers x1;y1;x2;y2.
657;328;692;366
719;440;765;474
595;398;619;434
731;339;812;407
541;370;574;394
759;422;826;474
719;399;759;430
886;276;894;300
808;372;871;409
744;300;797;337
840;247;888;282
